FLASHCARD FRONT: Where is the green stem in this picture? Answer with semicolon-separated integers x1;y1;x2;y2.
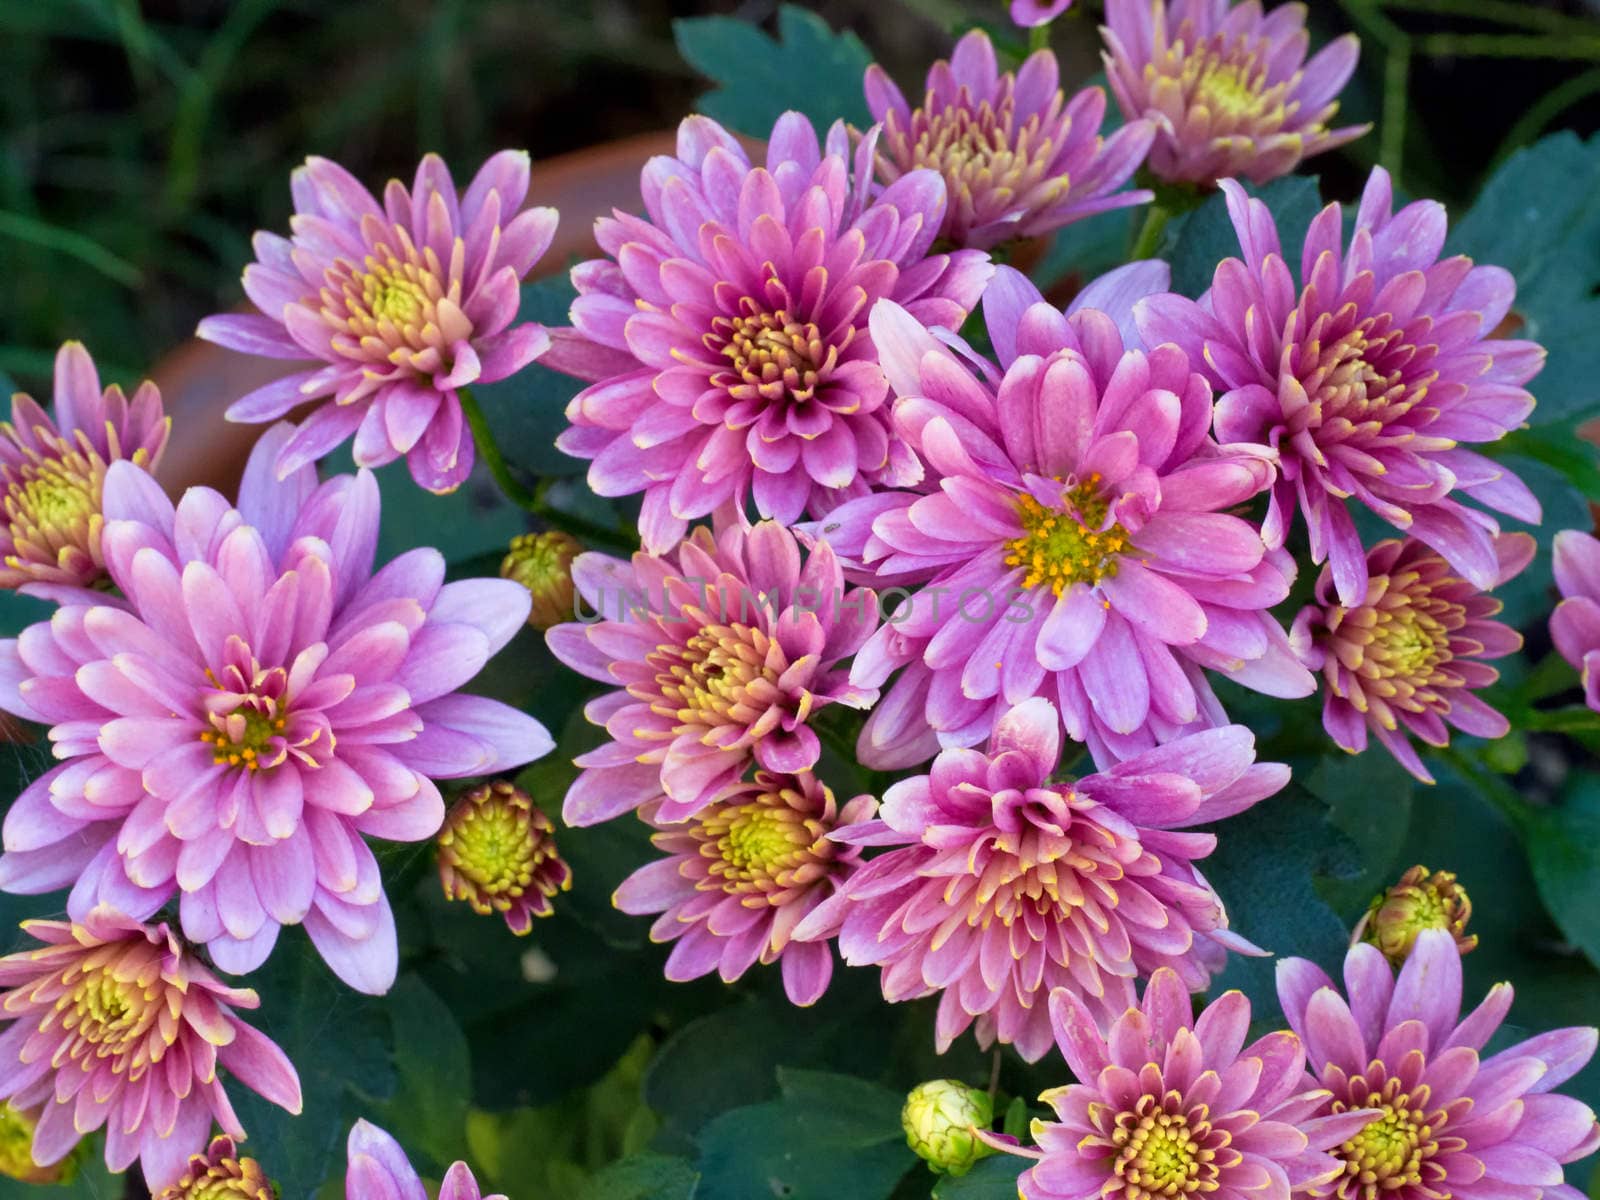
1028;24;1051;54
1521;707;1600;735
1128;204;1171;261
458;387;634;551
1416;32;1600;60
1379;0;1600;36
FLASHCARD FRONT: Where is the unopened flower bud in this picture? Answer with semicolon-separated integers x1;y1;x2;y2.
153;1136;275;1200
1358;865;1477;965
438;780;572;935
501;531;582;629
0;1102;78;1183
902;1079;996;1176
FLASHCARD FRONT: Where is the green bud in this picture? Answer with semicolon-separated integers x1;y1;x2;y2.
500;531;583;630
1358;864;1477;966
902;1079;996;1177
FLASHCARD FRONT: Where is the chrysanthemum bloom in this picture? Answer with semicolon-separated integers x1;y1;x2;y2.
1012;0;1073;27
1355;864;1476;967
547;519;878;825
614;768;874;1006
1006;970;1378;1200
1290;534;1531;785
0;909;302;1190
501;530;582;629
0;341;168;593
1552;530;1600;713
864;31;1155;250
1140;173;1542;606
825;270;1312;768
437;780;571;935
793;698;1287;1060
544;112;992;554
153;1136;274;1200
346;1119;505;1200
1101;0;1366;186
0;424;552;992
903;1079;997;1177
197;153;556;493
1278;929;1600;1200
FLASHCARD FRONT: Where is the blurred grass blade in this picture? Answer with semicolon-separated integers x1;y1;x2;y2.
0;210;142;288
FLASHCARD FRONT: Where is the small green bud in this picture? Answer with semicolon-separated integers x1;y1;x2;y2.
1358;864;1477;966
500;531;583;630
902;1079;996;1177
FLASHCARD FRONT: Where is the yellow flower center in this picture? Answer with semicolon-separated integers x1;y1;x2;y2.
1191;62;1266;122
1363;591;1454;685
443;794;540;897
1112;1102;1216;1199
718;804;808;875
1004;476;1129;595
200;705;288;771
1332;1078;1443;1200
1165;34;1290;135
365;273;429;326
154;1142;275;1200
649;623;778;734
714;306;836;404
60;963;159;1070
17;472;94;529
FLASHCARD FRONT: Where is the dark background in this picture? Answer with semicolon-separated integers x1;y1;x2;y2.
5;0;1600;398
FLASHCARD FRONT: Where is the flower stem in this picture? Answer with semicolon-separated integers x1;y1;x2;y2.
1028;24;1050;53
1128;204;1171;261
458;387;635;552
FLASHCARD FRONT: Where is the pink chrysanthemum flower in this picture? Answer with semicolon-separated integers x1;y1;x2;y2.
1140;172;1542;606
197;153;556;493
1012;0;1073;27
543;112;992;554
1278;929;1600;1200
0;342;168;593
864;30;1155;250
821;267;1311;768
0;425;551;993
1552;530;1600;713
793;698;1287;1060
614;768;875;1007
1006;970;1377;1200
546;519;878;826
1102;0;1366;186
0;908;302;1191
346;1119;504;1200
1291;534;1531;784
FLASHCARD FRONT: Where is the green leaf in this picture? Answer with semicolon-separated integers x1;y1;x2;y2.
1202;784;1362;1021
471;278;587;479
673;5;872;139
693;1068;913;1200
229;932;398;1199
933;1154;1028;1199
1167;176;1323;299
381;974;473;1173
1304;751;1416;916
1447;131;1600;427
572;1154;700;1200
1525;772;1600;971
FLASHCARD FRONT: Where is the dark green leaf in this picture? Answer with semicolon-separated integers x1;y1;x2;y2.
1447;131;1600;427
381;974;473;1173
693;1068;913;1200
1525;772;1600;971
472;278;587;479
673;5;872;139
1304;751;1415;916
1202;785;1362;1021
933;1154;1028;1199
1167;176;1323;299
572;1153;700;1200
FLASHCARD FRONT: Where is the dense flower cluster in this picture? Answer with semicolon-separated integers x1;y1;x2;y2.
4;5;1593;1192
